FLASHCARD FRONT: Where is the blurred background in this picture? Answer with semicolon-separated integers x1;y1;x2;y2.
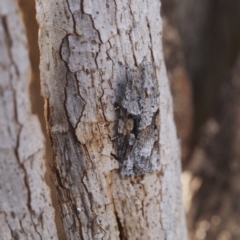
18;0;240;239
161;0;240;239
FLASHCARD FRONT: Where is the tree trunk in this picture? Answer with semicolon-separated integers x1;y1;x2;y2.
36;0;187;239
0;0;57;239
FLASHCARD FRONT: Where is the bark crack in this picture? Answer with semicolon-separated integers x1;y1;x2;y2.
106;40;116;96
74;73;86;127
146;17;154;62
65;0;76;34
2;16;19;76
13;125;43;240
3;212;17;239
127;2;138;66
82;144;94;169
99;83;108;123
81;2;102;43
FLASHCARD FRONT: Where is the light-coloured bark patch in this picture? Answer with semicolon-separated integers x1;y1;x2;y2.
36;0;187;239
0;0;57;239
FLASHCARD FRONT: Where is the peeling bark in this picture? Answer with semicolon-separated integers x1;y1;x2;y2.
0;0;57;239
36;0;187;239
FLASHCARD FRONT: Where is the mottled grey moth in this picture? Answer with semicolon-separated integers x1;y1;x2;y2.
118;57;160;177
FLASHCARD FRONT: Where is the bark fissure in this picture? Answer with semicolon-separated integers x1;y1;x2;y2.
146;19;155;61
0;1;57;238
2;16;19;77
82;144;94;169
65;0;77;34
115;212;125;239
81;4;103;44
4;212;17;239
99;86;108;123
36;0;187;239
127;32;137;67
13;93;43;240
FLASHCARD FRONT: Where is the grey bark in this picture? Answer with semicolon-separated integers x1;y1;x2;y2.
0;0;57;239
36;0;187;239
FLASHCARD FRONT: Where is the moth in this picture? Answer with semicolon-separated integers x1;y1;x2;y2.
118;57;160;177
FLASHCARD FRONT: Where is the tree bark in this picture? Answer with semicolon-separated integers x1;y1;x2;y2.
0;0;57;239
36;0;187;239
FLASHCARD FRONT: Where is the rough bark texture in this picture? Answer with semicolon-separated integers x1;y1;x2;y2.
17;0;64;235
0;0;57;239
36;0;187;239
